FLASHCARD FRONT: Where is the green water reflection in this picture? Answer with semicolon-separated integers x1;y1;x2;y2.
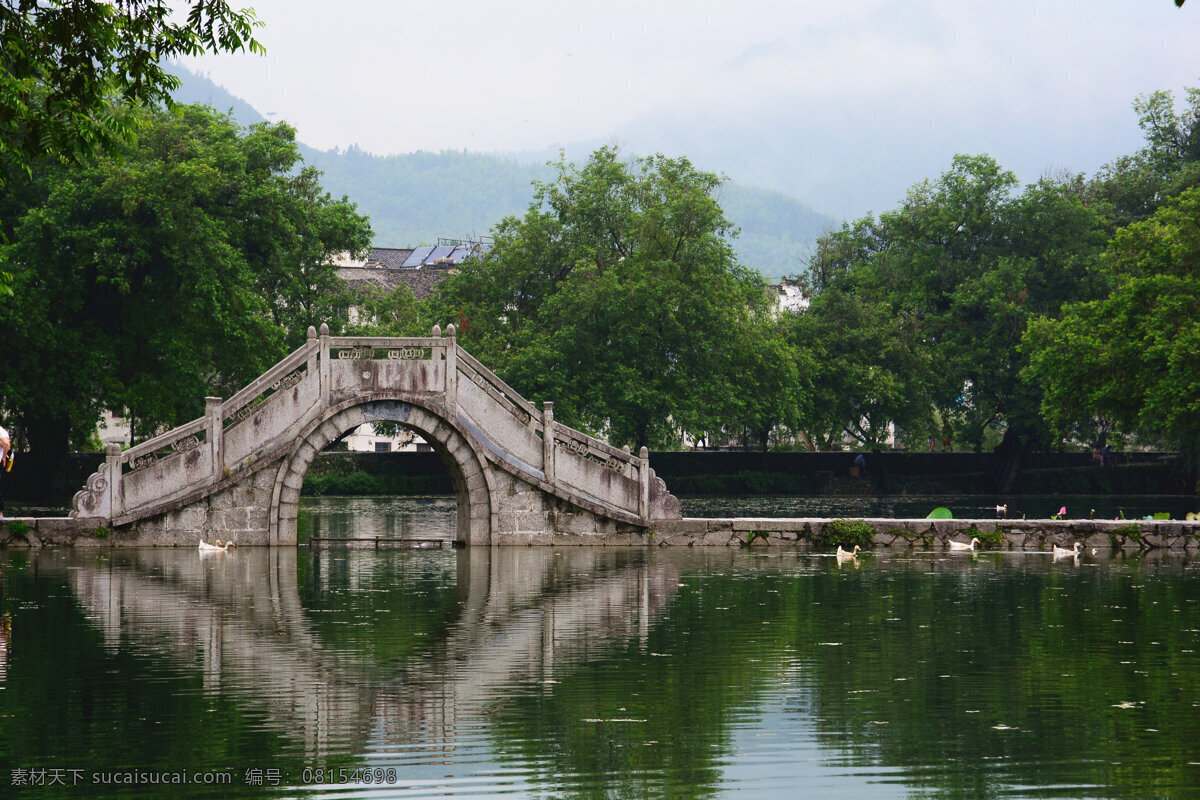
2;544;1200;799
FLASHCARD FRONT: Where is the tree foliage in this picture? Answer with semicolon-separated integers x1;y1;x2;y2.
1024;187;1200;452
1085;88;1200;229
428;146;792;449
798;155;1107;459
0;0;262;179
0;104;370;484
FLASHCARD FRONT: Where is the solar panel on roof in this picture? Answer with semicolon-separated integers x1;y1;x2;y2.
427;245;455;262
402;246;435;268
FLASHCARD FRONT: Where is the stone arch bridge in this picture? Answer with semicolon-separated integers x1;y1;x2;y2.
71;325;680;545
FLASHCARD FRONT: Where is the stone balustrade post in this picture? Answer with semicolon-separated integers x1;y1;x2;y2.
319;322;330;407
105;442;123;519
444;323;458;412
305;324;319;375
206;396;223;482
542;401;556;484
639;446;650;521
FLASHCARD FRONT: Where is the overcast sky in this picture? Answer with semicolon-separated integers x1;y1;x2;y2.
182;0;1200;218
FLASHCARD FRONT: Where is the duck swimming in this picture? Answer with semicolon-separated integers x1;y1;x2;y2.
1052;541;1083;558
836;544;862;561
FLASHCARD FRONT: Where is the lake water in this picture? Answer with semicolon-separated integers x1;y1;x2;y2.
293;494;1200;546
3;497;1200;799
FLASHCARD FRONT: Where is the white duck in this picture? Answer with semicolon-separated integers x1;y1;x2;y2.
1052;541;1083;559
948;537;980;551
836;544;862;561
198;539;229;551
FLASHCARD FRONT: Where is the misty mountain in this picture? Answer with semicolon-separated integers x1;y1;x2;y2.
171;67;834;282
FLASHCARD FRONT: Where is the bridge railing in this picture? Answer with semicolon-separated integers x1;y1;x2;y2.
220;338;322;472
88;336;325;520
454;342;647;518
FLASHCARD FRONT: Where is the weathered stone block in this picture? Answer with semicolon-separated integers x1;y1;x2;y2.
34;517;102;535
558;514;598;535
699;530;736;547
279;485;301;506
517;512;551;532
282;469;305;492
929;520;958;537
652;519;708;535
1003;531;1028;549
208;490;236;512
497;491;534;513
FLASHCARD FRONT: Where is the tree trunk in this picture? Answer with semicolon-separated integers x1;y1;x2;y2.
992;426;1030;494
23;411;74;504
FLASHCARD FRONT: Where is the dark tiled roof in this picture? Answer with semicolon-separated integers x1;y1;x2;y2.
365;247;414;269
337;246;457;301
397;264;456;300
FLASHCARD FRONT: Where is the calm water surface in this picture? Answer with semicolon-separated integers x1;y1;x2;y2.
2;497;1200;799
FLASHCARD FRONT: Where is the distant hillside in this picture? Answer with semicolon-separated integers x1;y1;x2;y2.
168;65;266;127
299;145;550;249
170;67;834;281
302;146;834;281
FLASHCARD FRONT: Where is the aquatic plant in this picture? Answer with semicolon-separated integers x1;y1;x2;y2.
1113;524;1141;540
815;519;875;548
743;530;770;546
965;525;1004;548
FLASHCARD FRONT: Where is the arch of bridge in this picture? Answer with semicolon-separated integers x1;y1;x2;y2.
268;394;494;545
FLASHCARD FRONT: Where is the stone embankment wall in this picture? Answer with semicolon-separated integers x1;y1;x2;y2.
651;517;1200;551
2;515;1198;550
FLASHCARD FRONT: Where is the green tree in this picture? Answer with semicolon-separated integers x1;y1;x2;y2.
800;155;1107;473
342;283;422;337
0;0;262;179
1086;87;1200;229
0;104;370;490
789;288;931;449
428;146;786;450
1023;187;1200;483
732;313;812;451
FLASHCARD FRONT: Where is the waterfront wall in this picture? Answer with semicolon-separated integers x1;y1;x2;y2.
3;515;1197;551
8;449;1189;508
650;517;1200;551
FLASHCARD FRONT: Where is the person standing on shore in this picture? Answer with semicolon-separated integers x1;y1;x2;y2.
0;425;10;518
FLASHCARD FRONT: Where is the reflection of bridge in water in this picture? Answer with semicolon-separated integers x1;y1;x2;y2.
64;547;682;757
